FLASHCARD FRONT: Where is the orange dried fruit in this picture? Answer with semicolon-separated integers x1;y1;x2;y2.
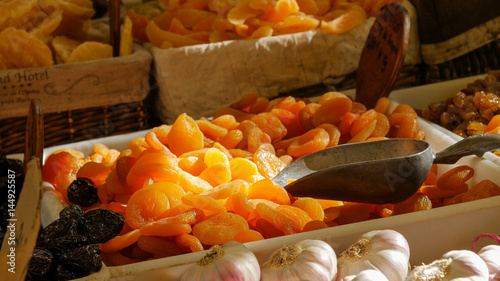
462;179;500;202
75;162;112;187
168;113;205;156
120;15;134;56
177;170;213;193
312;95;353;127
100;229;141;253
292;197;325;221
182;193;227;216
253;144;286;179
230;157;261;183
302;220;329;232
137;235;184;257
198;162;232;186
30;9;63;43
0;27;54;68
224;192;253;220
193;212;249;245
232;229;265;243
436;165;474;190
276;205;312;230
247;178;291;205
67;41;113;63
255;202;300;235
201;179;249;199
251;112;288;142
175;233;204;253
125;187;171;229
321;4;366;33
287;127;329;158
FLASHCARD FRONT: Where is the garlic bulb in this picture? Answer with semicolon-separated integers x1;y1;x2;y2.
344;270;390;281
260;239;337;281
336;229;410;281
181;240;260;281
478;245;500;280
405;250;489;281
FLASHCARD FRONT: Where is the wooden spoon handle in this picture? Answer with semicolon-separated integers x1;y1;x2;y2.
109;0;121;57
24;99;44;173
355;2;410;109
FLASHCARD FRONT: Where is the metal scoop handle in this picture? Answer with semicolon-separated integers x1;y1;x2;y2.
434;134;500;164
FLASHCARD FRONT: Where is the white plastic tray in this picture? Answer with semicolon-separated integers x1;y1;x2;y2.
37;76;500;281
389;73;500;167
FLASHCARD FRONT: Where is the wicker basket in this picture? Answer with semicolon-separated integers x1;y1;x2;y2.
423;39;500;83
0;46;154;155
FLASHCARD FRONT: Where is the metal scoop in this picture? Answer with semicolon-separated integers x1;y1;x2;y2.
273;134;500;204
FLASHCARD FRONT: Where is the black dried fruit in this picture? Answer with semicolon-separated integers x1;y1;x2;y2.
67;178;99;207
81;208;124;243
28;248;53;278
36;218;72;248
60;244;102;276
59;205;84;220
47;235;90;257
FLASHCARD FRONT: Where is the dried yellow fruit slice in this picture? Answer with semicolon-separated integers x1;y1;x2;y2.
0;0;37;27
30;9;63;43
120;15;133;56
67;41;113;63
52;35;81;63
0;27;54;68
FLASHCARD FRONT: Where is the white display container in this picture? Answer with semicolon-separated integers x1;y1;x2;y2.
36;75;500;281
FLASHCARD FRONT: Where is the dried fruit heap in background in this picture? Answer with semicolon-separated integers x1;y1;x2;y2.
419;71;500;138
0;0;133;69
127;0;402;48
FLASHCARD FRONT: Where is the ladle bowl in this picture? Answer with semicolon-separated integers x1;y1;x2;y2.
273;134;500;204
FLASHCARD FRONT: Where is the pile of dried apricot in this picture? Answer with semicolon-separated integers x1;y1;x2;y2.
0;0;133;69
127;0;402;48
42;91;500;266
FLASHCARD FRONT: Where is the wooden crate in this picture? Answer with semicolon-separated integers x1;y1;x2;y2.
0;46;153;154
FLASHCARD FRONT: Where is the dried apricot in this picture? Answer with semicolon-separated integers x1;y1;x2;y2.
253;144;286;179
175;233;204;253
0;27;54;68
255;202;300;234
126;188;171;229
232;229;265;243
312;95;353;127
137;235;184;257
437;165;474;190
192;212;249;245
247;178;291;205
168;113;205;156
287;127;329;158
67;41;113;63
182;193;227;216
292;197;325;221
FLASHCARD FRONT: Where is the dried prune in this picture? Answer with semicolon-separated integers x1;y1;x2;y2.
81;208;124;243
28;248;53;278
59;205;84;220
47;235;89;256
60;244;102;276
67;178;99;207
36;218;73;248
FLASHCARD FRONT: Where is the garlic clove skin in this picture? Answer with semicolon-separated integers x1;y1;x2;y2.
478;245;500;277
260;239;337;281
181;240;260;281
405;250;489;281
344;270;390;281
336;229;410;281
